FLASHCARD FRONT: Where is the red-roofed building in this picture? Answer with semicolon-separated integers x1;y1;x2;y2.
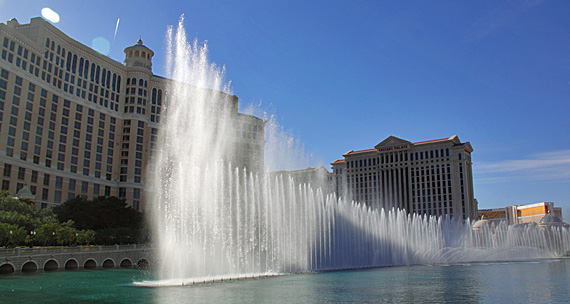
331;135;477;220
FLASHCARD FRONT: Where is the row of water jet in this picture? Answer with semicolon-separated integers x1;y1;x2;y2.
150;161;570;285
146;19;570;286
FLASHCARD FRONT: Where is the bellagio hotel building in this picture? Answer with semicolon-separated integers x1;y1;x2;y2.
332;135;477;220
0;17;264;211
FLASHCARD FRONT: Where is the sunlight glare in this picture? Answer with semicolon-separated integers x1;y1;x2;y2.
41;7;60;23
92;37;110;55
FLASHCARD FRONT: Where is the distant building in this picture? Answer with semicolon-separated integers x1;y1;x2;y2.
478;202;564;226
0;17;264;210
271;166;332;192
331;135;477;220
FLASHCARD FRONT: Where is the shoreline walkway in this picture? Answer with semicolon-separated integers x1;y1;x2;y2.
0;244;154;274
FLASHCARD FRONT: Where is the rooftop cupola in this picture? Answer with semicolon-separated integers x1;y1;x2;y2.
124;39;154;71
538;212;564;227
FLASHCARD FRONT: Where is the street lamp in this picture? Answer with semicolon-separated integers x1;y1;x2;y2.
30;231;36;247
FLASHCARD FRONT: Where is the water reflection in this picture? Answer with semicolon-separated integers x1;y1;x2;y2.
150;259;570;303
2;259;568;303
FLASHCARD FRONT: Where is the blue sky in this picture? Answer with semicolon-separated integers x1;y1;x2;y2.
2;1;569;217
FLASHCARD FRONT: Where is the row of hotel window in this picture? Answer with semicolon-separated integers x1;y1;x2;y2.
2;163;111;198
1;35;121;112
0;70;123;181
3;34;169;123
1;164;141;209
1;67;156;184
123;82;164;123
44;37;120;111
347;164;450;183
43;37;121;94
1;77;153;189
119;120;148;183
345;148;453;169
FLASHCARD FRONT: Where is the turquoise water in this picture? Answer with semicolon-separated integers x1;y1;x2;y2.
1;259;569;303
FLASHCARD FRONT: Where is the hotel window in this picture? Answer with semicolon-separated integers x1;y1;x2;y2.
66;178;76;192
0;179;9;190
6;137;15;148
84;60;89;78
118;187;126;198
16;167;26;180
42;173;50;186
2;164;12;178
53;190;61;204
55;176;63;189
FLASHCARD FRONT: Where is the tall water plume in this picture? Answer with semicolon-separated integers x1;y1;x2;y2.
147;19;570;286
150;17;236;281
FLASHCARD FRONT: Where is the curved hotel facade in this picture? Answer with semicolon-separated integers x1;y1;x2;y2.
0;17;264;210
332;135;477;220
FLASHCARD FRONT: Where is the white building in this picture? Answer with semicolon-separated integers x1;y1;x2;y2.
0;17;264;210
332;135;477;220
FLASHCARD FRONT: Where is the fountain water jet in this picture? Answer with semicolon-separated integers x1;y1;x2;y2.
141;18;570;287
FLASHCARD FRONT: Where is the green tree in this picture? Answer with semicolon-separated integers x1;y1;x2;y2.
0;191;39;231
34;222;60;246
0;223;17;246
55;220;77;246
52;196;95;230
8;225;27;246
54;196;145;244
0;191;36;214
37;208;59;225
76;229;95;245
0;223;26;247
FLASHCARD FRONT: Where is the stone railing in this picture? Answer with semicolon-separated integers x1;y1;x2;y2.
0;244;151;256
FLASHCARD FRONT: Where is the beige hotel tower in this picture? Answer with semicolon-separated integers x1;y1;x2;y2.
332;135;477;220
0;17;264;210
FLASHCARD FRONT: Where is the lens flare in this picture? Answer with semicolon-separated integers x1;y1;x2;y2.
41;7;60;23
92;37;110;55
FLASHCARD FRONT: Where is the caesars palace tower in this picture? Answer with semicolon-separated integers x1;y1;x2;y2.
0;17;265;211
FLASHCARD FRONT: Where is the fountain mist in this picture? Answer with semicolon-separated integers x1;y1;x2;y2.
146;19;570;286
